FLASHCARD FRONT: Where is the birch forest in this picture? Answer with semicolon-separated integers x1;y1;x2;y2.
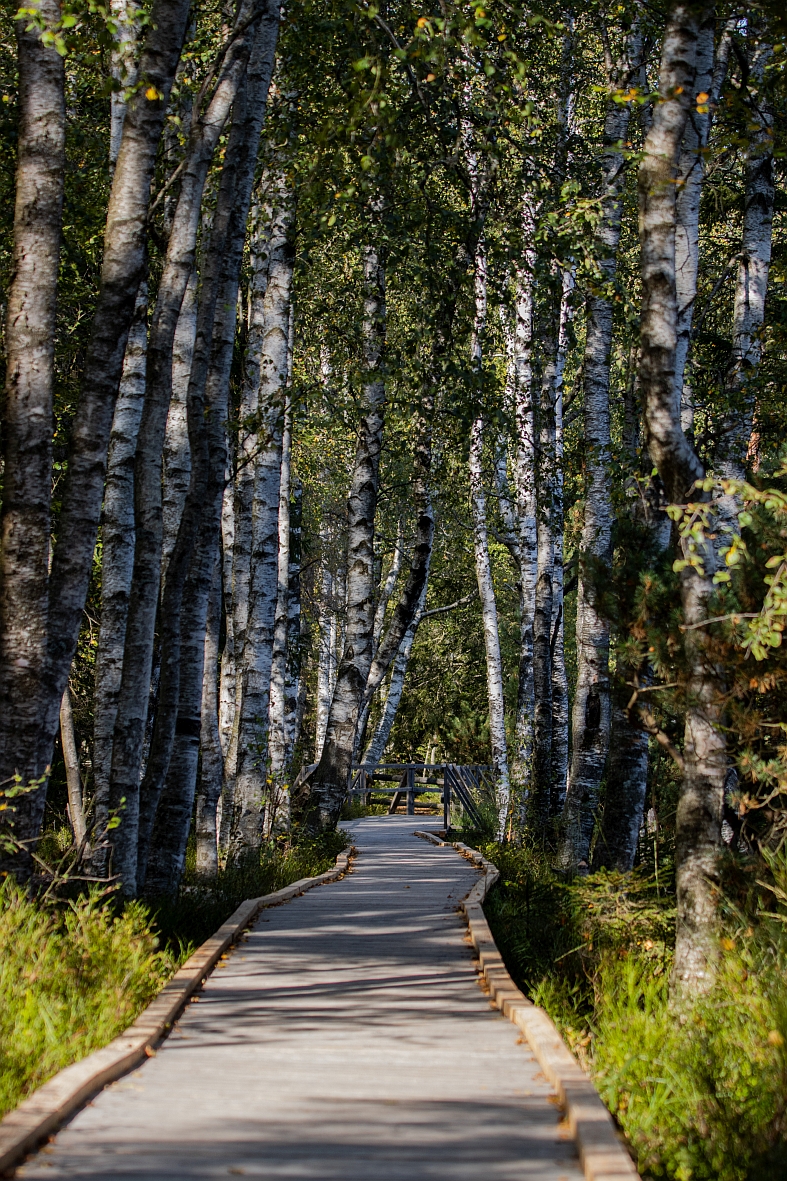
2;0;787;1032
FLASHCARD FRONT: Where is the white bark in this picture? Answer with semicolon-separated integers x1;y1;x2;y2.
60;686;87;848
373;522;405;650
314;558;337;761
269;391;293;778
109;0;140;172
194;548;223;876
550;268;574;816
162;265;196;582
720;30;773;478
232;167;293;852
674;15;731;433
91;283;147;866
508;209;539;823
308;242;386;828
560;23;642;869
637;0;724;993
363;569;430;767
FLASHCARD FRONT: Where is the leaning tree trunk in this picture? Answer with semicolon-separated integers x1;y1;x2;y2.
91;284;147;871
0;0;65;872
142;14;281;893
559;27;641;870
637;0;723;995
108;7;264;895
363;568;431;767
60;687;87;848
25;0;192;855
306;243;387;830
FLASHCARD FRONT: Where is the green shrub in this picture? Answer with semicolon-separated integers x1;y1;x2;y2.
0;881;175;1118
482;839;787;1180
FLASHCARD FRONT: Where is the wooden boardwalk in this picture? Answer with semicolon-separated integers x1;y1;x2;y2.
20;817;584;1181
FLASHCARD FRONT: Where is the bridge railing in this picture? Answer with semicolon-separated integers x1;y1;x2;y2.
349;762;493;831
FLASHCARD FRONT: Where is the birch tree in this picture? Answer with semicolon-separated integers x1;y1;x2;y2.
108;9;264;893
306;240;387;829
144;13;282;890
0;0;65;867
559;22;642;870
637;0;723;992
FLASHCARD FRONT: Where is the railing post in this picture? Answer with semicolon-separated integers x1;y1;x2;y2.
406;766;415;815
443;766;451;831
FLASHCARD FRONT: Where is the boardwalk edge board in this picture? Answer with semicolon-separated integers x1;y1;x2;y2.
0;847;353;1177
413;829;639;1181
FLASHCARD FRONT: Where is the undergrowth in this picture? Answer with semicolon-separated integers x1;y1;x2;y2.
481;840;787;1181
0;881;175;1119
0;826;347;1118
151;828;349;952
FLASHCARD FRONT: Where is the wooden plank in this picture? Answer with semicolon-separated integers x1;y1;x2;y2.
18;819;589;1181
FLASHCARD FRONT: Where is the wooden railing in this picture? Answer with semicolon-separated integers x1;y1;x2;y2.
350;763;493;830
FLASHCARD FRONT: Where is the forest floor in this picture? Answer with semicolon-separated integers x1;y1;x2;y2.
16;817;584;1181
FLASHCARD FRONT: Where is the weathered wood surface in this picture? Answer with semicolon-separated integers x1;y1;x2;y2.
19;816;585;1181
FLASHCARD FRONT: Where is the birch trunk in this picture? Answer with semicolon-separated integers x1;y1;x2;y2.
314;558;337;761
470;414;511;838
559;31;640;870
194;549;223;876
91;284;147;868
284;479;304;754
219;485;236;763
0;0;65;869
60;687;87;848
468;238;510;837
109;0;140;173
674;16;730;435
143;16;281;889
229;160;293;854
363;570;430;767
531;329;558;834
108;9;262;894
35;0;191;837
306;244;386;829
637;0;723;993
162;266;197;582
508;223;538;824
549;269;574;817
269;388;293;781
719;30;773;479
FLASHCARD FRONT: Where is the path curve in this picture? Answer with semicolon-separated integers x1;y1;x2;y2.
20;816;584;1181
